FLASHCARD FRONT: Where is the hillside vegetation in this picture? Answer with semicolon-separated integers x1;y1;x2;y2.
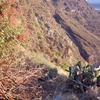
0;0;100;99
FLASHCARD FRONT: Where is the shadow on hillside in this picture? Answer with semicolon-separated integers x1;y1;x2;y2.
0;56;100;100
53;13;89;61
38;70;100;100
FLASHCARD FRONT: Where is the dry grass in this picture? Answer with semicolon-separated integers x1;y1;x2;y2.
0;0;100;100
0;50;100;100
0;54;49;99
0;44;68;100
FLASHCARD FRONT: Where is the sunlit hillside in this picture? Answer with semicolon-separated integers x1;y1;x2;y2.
0;0;100;99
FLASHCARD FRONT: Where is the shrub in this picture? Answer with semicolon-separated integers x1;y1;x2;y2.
0;16;23;56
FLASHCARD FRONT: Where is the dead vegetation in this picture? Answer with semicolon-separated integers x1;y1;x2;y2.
0;0;100;100
0;50;100;100
0;53;49;100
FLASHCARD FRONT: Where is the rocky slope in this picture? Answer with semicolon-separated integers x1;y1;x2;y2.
0;0;100;99
16;0;100;64
1;0;100;68
55;0;100;35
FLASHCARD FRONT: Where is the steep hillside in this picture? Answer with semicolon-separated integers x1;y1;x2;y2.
54;0;100;36
0;0;100;99
53;0;100;63
0;0;100;70
16;0;100;64
15;0;85;66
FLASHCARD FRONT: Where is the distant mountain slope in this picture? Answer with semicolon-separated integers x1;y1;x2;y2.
52;0;100;62
16;0;100;64
90;3;100;12
54;0;100;36
90;3;100;9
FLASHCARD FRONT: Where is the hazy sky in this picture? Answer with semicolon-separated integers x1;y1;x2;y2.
86;0;100;4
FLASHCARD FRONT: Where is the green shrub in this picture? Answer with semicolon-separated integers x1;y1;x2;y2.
0;16;23;56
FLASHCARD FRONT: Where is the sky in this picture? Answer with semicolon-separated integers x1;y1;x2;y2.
86;0;100;4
